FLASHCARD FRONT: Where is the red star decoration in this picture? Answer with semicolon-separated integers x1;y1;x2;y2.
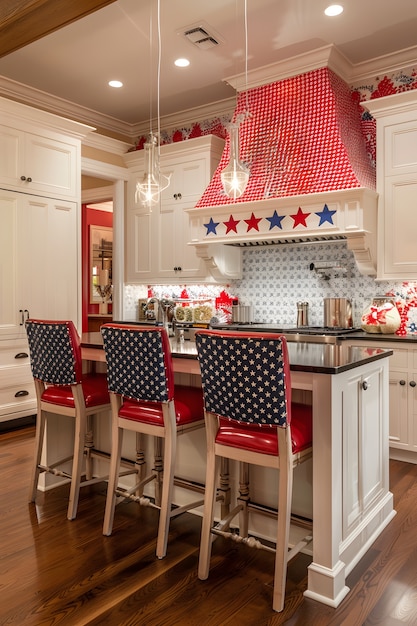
224;214;240;234
244;212;262;232
291;207;310;228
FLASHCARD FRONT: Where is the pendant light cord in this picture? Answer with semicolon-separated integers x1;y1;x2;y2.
157;0;161;160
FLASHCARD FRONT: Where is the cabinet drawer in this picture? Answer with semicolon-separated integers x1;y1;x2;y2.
0;378;36;417
0;339;30;368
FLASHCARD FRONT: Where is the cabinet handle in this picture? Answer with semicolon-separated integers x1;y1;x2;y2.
173;266;182;272
410;381;416;388
15;390;29;397
20;176;32;182
19;309;24;325
399;379;406;385
173;193;182;200
362;380;369;391
15;352;29;359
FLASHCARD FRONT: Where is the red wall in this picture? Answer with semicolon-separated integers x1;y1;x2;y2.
82;205;113;332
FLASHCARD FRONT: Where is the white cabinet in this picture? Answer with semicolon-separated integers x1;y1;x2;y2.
365;92;417;279
341;363;386;536
124;135;242;283
0;96;93;423
0;125;77;199
346;339;417;463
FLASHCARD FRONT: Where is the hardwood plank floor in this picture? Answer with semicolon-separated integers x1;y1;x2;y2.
1;426;417;625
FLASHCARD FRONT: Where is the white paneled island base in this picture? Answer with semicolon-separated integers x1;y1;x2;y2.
77;334;395;608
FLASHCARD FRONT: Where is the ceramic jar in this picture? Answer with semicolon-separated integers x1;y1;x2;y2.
361;296;401;334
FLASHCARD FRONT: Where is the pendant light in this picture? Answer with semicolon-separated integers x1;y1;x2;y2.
136;0;170;210
221;0;250;200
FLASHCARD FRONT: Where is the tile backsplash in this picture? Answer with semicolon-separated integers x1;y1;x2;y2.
124;241;417;334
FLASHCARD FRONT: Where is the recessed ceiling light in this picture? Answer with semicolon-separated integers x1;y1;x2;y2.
324;4;344;17
108;80;123;88
175;58;190;68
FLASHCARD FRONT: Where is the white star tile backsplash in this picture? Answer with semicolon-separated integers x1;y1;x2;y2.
124;241;417;333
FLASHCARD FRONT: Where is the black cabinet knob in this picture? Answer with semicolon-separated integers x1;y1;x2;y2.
410;381;416;388
399;380;406;385
362;381;368;391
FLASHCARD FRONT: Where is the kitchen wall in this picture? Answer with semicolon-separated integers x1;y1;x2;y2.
124;241;417;333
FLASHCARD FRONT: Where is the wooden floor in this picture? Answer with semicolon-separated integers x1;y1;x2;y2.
2;426;417;626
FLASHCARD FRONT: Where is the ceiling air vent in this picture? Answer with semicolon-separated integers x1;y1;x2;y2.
183;26;219;50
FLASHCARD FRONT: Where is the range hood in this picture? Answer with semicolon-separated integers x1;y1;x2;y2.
186;47;378;277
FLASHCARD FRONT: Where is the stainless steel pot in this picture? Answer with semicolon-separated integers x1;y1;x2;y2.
323;298;353;328
232;305;253;324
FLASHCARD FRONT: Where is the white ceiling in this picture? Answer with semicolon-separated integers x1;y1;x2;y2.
1;0;417;135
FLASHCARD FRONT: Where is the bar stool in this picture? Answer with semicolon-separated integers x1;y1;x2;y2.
195;330;313;613
26;319;111;520
100;323;205;559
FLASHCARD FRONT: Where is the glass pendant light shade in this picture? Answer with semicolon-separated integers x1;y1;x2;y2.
135;133;170;209
221;120;249;200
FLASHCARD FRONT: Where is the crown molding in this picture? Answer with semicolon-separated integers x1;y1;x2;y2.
129;97;236;137
82;132;132;155
81;157;129;181
224;45;354;89
0;74;235;140
224;43;417;90
348;45;417;84
0;75;132;136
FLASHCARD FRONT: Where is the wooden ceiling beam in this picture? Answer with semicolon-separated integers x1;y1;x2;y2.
0;0;117;58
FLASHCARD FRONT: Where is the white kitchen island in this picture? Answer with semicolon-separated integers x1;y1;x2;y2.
79;333;394;608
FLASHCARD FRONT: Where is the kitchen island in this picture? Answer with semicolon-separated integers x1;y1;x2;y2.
79;332;395;609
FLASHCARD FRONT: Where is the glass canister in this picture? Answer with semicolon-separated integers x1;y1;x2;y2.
361;296;401;334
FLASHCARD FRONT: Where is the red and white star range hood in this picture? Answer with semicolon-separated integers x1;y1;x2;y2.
186;46;378;277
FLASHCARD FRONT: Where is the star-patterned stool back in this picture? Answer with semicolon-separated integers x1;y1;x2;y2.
195;330;292;427
26;319;82;386
101;324;174;403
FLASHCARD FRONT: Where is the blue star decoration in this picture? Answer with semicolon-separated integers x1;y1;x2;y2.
316;204;336;226
204;217;220;235
266;210;285;230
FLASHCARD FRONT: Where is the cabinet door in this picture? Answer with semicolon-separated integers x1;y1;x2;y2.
161;158;207;208
376;116;417;279
18;195;79;323
157;159;207;279
342;365;385;536
125;206;154;282
22;132;77;199
0;125;23;190
0;190;78;338
381;174;417;278
388;369;409;448
0;191;21;337
0;124;77;199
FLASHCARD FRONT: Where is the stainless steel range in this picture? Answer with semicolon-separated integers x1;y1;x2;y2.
209;323;361;345
282;326;360;344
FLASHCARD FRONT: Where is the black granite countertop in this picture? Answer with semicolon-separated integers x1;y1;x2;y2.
81;332;392;375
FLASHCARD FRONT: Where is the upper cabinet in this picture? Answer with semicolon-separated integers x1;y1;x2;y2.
0;125;77;199
0;96;94;202
365;92;417;280
124;135;242;284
